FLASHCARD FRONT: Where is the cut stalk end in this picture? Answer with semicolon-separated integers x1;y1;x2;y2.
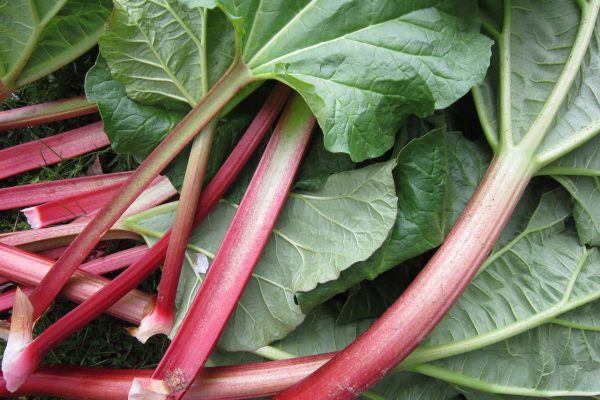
2;288;38;392
127;308;173;344
128;378;171;400
21;207;42;229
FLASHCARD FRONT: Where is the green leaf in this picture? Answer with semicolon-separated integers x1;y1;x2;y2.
296;130;489;313
293;135;355;191
99;0;492;161
225;0;492;161
125;161;397;350
475;1;600;172
368;373;459;400
0;0;111;93
555;175;600;246
99;0;236;107
415;324;600;397
85;57;187;160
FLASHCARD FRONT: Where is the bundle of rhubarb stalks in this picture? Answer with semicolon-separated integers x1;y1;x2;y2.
2;1;600;399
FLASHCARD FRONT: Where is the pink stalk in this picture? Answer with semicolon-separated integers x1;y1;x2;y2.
74;175;177;224
0;121;110;180
0;354;333;400
0;221;138;252
130;120;218;343
276;152;535;399
142;94;315;399
0;172;131;211
21;61;251;326
0;82;287;392
22;182;124;228
36;246;68;259
0;96;98;131
23;175;175;228
0;243;151;322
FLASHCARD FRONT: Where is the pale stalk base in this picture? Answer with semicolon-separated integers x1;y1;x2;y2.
21;207;42;229
127;308;172;344
2;288;37;392
129;378;170;400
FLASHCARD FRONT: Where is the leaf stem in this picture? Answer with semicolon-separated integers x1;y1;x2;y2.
471;86;498;151
497;0;513;148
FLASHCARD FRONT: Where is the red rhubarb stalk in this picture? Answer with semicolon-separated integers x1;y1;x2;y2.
0;121;110;180
0;172;131;211
0;354;333;400
0;220;139;252
140;94;315;399
22;60;251;325
130;120;218;343
0;243;151;322
23;175;175;228
0;82;286;392
0;96;97;131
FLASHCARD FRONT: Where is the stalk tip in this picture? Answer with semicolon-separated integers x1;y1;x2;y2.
2;288;37;392
127;308;173;344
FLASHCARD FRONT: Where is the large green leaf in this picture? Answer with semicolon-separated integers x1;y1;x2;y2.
125;161;397;350
296;130;490;312
555;175;600;246
475;1;600;173
0;0;111;94
99;0;492;161
99;0;235;107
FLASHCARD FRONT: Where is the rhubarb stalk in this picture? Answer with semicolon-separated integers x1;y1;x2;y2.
0;121;110;179
22;60;252;324
0;96;97;131
0;355;333;400
129;121;217;343
0;83;287;392
0;172;131;211
138;94;315;399
0;243;151;322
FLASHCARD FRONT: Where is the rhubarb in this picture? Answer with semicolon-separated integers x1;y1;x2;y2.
0;172;131;211
23;175;175;228
140;94;315;399
0;243;151;322
0;96;97;131
0;83;288;391
0;121;110;180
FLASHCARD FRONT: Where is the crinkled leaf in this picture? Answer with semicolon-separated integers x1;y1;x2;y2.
415;324;600;397
99;0;491;161
555;175;600;246
86;56;255;187
370;373;459;400
0;0;111;92
86;57;187;160
293;135;355;191
476;1;600;173
297;130;489;313
125;162;397;350
99;0;236;107
219;0;492;161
